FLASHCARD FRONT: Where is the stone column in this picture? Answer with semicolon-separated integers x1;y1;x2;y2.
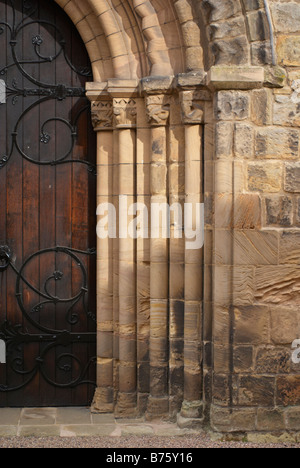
179;89;205;425
145;93;171;418
113;97;138;416
89;96;115;412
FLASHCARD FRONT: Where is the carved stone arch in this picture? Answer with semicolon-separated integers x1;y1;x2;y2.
55;0;275;83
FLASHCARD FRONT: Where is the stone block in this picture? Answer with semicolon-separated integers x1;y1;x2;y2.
234;123;254;158
242;0;265;11
277;376;300;406
233;346;253;373
210;66;263;90
233;230;278;265
201;0;242;23
271;3;300;34
285;407;300;430
255;266;300;305
247;10;270;42
210;405;257;433
273;95;300;127
279;231;300;264
264;196;293;227
285;163;300;192
255;128;299;159
271;307;300;345
238;375;275;406
277;35;300;67
234;305;270;345
215;122;233;158
247;162;282;192
251;41;273;66
255;346;291;374
257;408;285;431
234;194;261;229
215;91;250;120
209;16;246;41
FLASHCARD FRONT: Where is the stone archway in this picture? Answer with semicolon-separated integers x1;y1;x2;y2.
54;0;284;427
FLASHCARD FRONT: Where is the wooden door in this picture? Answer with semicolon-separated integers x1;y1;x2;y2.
0;0;97;407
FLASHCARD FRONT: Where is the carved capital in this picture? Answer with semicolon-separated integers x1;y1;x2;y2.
113;98;137;128
180;90;205;125
91;100;113;131
145;95;170;126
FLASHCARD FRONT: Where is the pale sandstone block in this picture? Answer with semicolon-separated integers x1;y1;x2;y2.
215;122;234;158
255;265;300;305
251;88;273;125
234;305;270;345
271;307;300;345
215;91;250;120
234;122;254;158
277;35;300;67
264;195;293;227
255;128;299;160
247;162;282;192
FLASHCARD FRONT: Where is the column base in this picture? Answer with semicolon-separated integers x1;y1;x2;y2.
177;400;205;429
91;387;114;414
145;396;170;421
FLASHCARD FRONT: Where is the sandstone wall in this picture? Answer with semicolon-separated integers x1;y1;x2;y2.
211;0;300;435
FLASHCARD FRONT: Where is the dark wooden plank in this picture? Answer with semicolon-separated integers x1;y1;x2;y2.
0;0;96;407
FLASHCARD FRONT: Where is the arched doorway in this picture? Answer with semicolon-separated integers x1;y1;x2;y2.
0;0;97;407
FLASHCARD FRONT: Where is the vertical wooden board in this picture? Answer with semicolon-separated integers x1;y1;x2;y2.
0;0;96;407
38;1;57;405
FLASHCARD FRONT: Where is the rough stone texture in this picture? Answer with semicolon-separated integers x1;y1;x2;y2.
6;0;300;437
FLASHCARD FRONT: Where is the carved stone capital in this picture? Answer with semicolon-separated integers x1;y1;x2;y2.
113;98;137;128
91;99;113;131
180;90;205;125
145;94;170;126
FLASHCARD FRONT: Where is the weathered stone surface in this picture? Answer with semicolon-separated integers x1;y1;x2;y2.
238;376;275;406
271;3;300;34
234;123;254;158
264;196;293;227
264;66;287;88
273;95;300;127
257;408;285;432
209;16;246;41
255;266;300;305
284;165;300;194
277;36;300;67
277;376;300;406
234;306;269;345
255;128;299;159
242;0;265;11
233;346;253;373
279;231;300;264
247;162;282;192
216;91;250;120
247;10;270;42
215;121;233;158
251;88;273;125
271;307;300;345
285;407;300;430
255;347;290;374
209;66;263;90
201;0;242;23
210;406;257;433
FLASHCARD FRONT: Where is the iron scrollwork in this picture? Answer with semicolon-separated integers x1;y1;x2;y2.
0;0;96;173
0;246;12;272
0;246;96;392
